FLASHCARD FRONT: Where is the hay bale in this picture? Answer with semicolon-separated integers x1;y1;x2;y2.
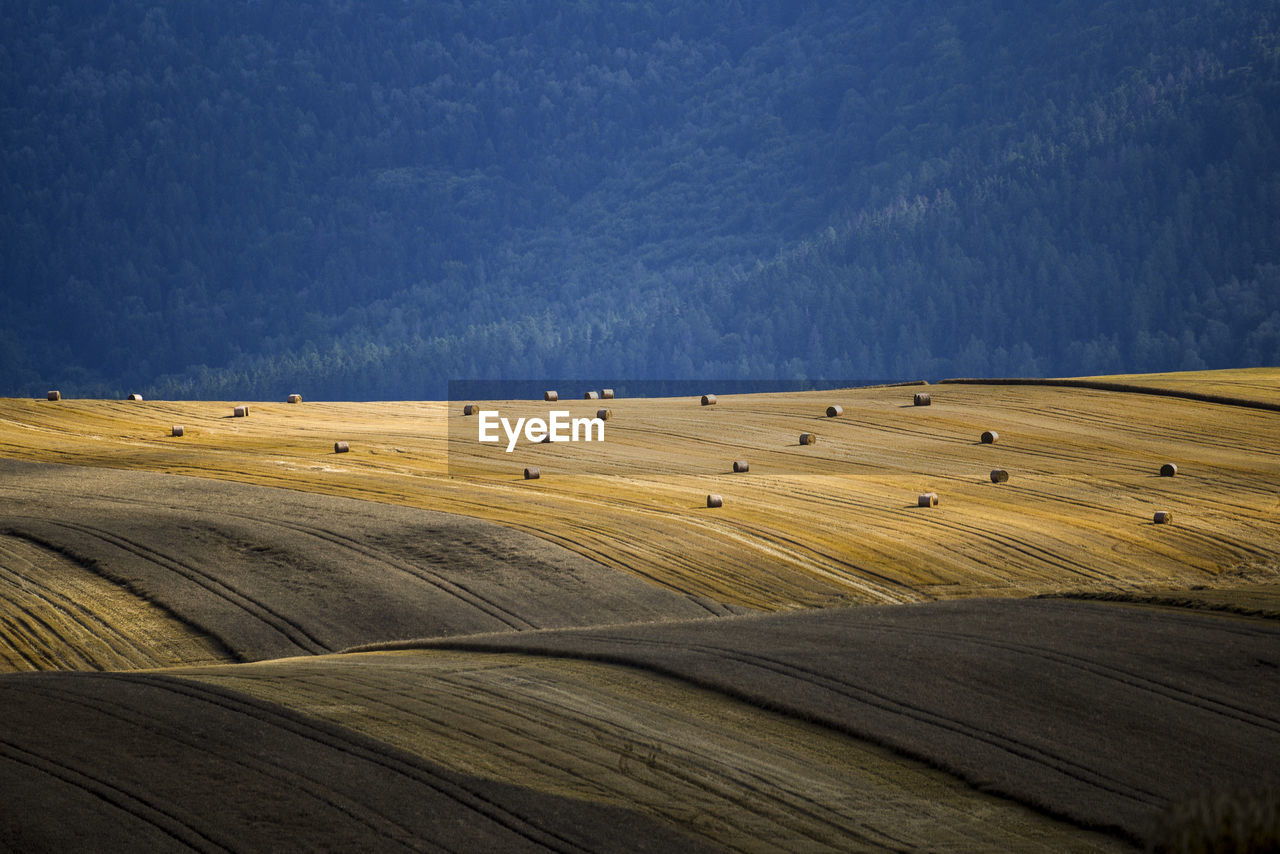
544;390;559;402
914;392;931;406
333;441;349;453
701;394;717;406
826;405;844;417
463;404;477;416
1160;463;1178;477
287;394;303;404
584;391;599;400
233;405;249;417
47;390;61;401
706;494;723;508
127;393;143;401
596;408;611;420
171;426;184;437
990;468;1009;483
524;466;540;480
1153;510;1173;524
981;430;999;444
732;460;749;473
601;388;615;399
918;492;939;507
800;432;817;445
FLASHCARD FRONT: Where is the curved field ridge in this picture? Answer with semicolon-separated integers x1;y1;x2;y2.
940;372;1280;412
0;671;712;853
383;598;1280;844
177;651;1128;853
0;532;228;671
1;371;1278;609
0;459;734;667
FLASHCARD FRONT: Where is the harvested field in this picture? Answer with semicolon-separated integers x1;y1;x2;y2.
366;597;1280;846
0;375;1277;610
176;649;1126;853
1074;367;1280;407
0;671;708;853
0;370;1278;850
0;531;226;671
0;459;734;667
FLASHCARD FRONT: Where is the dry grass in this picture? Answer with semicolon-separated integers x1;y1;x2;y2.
1;371;1278;611
2;370;1277;851
177;649;1128;853
1073;367;1280;407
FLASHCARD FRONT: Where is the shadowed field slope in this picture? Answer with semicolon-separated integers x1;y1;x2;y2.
174;650;1128;853
2;372;1277;609
365;598;1280;845
0;671;712;853
0;459;734;669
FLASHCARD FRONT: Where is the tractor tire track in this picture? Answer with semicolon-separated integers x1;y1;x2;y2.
0;535;168;670
128;674;605;854
429;630;1166;813
233;516;536;632
0;736;231;853
9;678;438;853
315;666;898;853
12;517;328;656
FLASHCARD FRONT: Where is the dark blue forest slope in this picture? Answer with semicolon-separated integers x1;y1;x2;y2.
2;1;1278;398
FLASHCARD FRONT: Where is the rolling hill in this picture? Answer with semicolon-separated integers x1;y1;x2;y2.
1;372;1278;850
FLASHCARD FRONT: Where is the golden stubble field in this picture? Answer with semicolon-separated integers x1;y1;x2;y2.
3;369;1278;610
2;369;1279;852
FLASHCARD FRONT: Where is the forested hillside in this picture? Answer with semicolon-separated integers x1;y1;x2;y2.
2;0;1278;399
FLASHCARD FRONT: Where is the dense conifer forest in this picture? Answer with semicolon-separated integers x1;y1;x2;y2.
2;0;1278;398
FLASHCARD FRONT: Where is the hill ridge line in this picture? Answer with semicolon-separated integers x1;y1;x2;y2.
940;377;1280;412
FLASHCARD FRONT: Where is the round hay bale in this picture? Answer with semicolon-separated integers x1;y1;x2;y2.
596;408;611;420
981;430;999;444
584;391;599;400
701;394;717;406
990;468;1009;483
127;393;143;402
914;392;931;406
601;388;615;399
171;426;184;437
1153;510;1173;524
524;466;540;480
826;404;844;417
334;441;349;454
918;492;939;507
1160;463;1178;477
47;390;61;401
233;405;249;418
706;494;723;508
287;394;303;404
544;390;559;402
463;404;477;416
732;460;749;473
799;432;817;445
